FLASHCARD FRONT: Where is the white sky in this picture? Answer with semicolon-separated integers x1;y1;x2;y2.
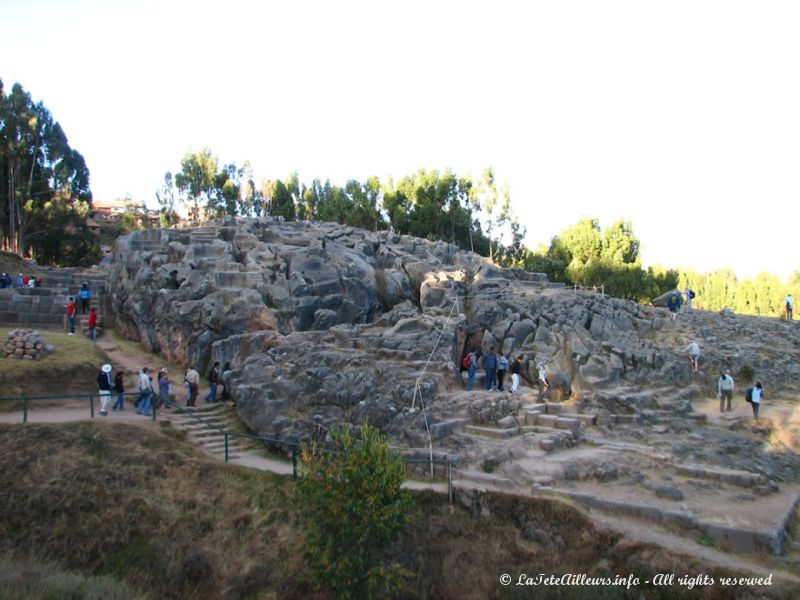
2;0;798;280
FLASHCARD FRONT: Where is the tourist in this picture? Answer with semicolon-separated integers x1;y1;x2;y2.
786;294;793;320
751;381;764;419
97;363;113;416
87;308;98;342
537;361;551;401
220;361;232;402
65;296;76;335
684;287;695;311
185;365;200;406
78;283;91;314
510;354;524;395
137;367;152;416
717;370;734;413
667;290;683;321
496;351;509;391
204;361;220;403
15;273;23;288
183;370;191;405
466;350;477;391
685;339;700;373
157;368;171;410
483;347;497;391
112;370;125;411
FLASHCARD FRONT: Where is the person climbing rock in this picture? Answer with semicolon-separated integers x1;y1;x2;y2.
536;361;551;401
667;290;683;321
685;340;700;373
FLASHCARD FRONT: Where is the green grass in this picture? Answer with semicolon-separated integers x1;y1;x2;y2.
0;327;108;398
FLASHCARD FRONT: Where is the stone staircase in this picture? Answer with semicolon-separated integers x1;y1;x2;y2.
163;402;246;460
190;226;217;245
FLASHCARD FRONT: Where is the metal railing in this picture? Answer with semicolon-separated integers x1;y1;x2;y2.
1;392;457;502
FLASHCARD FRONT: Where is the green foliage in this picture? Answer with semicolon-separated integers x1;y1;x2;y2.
0;77;94;265
677;268;796;317
296;425;413;600
174;148;217;223
521;218;677;301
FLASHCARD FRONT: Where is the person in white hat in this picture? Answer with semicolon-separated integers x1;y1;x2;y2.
98;364;113;416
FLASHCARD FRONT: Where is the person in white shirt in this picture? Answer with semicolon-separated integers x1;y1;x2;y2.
785;294;793;320
750;381;763;419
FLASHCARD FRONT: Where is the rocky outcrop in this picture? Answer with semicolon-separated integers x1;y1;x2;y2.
108;218;800;444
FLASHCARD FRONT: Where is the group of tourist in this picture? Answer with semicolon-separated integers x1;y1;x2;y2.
96;361;232;415
666;287;696;321
716;370;764;419
64;283;98;339
0;272;37;288
461;349;550;398
672;288;771;418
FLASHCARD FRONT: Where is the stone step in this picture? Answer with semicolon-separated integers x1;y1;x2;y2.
429;418;468;439
675;464;766;487
462;425;519;439
524;413;583;433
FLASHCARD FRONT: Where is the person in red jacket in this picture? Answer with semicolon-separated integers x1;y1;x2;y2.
87;308;98;342
66;297;76;335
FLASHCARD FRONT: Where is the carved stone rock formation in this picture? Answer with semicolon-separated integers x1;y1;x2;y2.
109;218;800;444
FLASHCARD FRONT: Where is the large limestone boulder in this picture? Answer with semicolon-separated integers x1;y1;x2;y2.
108;218;800;444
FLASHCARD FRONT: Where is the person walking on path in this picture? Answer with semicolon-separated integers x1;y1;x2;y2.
157;368;171;410
78;283;91;314
185;366;200;406
667;290;683;321
496;351;509;392
751;381;764;419
137;367;153;416
510;354;524;395
87;308;98;342
483;347;497;391
97;363;113;416
65;297;76;335
466;351;477;391
536;361;551;401
112;370;125;411
204;361;220;403
786;294;793;320
717;370;735;413
685;339;700;373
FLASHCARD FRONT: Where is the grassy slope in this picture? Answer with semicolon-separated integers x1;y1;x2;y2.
1;421;797;600
0;328;108;400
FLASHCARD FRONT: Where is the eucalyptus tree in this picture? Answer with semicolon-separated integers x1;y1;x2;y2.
0;78;94;263
175;148;217;223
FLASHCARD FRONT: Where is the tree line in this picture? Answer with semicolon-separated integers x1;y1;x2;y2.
158;148;523;262
3;78;797;317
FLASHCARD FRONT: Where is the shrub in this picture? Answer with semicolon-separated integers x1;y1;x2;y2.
296;425;413;599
